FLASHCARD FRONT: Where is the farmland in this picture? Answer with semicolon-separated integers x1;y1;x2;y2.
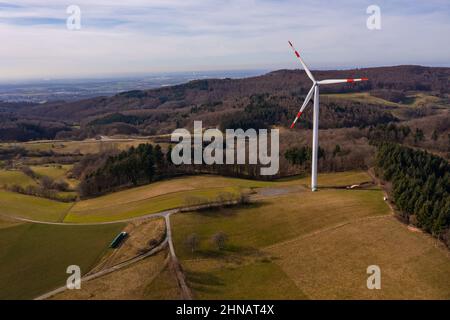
51;249;180;300
170;172;450;299
63;175;272;223
267;216;450;299
0;169;37;189
0;169;448;300
0;221;125;299
30;164;78;187
0;63;449;302
63;172;370;223
0;190;73;222
51;219;177;300
18;138;156;155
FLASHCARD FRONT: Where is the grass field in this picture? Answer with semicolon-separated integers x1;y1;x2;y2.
267;216;450;299
322;92;444;109
183;259;307;299
322;93;400;107
143;264;182;300
172;189;389;260
51;250;179;300
0;217;22;230
0;222;125;299
20;138;155;155
0;190;73;222
296;171;373;188
407;93;442;107
91;218;166;271
64;175;273;223
171;171;450;299
64;173;371;223
30;164;79;190
0;169;37;188
30;164;73;180
0;170;372;225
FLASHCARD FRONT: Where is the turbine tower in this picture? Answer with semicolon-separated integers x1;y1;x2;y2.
288;41;368;192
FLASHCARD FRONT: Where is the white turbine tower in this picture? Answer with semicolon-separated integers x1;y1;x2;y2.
288;41;368;192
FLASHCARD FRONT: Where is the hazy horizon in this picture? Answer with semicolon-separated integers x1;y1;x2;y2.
2;63;448;85
1;0;449;81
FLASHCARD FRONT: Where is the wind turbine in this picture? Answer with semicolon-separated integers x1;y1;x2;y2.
288;41;368;192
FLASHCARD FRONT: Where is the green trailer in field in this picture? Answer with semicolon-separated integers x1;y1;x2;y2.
110;231;128;248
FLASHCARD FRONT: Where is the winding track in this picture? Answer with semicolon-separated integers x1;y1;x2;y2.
4;182;374;300
29;201;240;300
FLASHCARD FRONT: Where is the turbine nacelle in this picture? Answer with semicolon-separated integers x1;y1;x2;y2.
288;41;368;129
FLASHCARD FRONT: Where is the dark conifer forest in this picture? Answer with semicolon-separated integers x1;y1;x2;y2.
376;143;450;242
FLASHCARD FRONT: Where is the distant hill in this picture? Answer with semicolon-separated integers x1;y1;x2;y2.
1;65;449;141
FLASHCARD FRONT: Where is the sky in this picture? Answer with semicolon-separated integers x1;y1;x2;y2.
0;0;449;80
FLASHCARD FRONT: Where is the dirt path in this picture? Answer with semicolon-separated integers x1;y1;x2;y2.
31;201;240;300
164;212;193;300
34;210;192;300
34;237;169;300
2;200;241;226
366;168;396;214
13;176;385;300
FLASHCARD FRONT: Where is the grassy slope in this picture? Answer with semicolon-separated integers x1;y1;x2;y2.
0;169;37;188
0;217;22;230
184;259;307;300
322;92;443;109
297;171;373;187
21;139;155;155
172;189;389;258
143;263;182;300
322;93;400;107
0;222;125;299
64;175;273;223
267;216;450;299
30;164;73;180
51;250;179;300
171;171;450;299
30;164;79;197
65;172;371;223
0;190;72;222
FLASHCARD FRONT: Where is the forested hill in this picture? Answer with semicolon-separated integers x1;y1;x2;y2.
1;65;449;142
12;65;450;121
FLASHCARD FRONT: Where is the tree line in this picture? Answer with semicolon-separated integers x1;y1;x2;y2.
78;142;282;197
284;146;326;166
78;143;170;197
376;143;450;246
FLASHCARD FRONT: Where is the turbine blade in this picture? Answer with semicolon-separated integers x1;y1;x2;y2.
288;41;315;82
290;85;315;128
318;78;368;85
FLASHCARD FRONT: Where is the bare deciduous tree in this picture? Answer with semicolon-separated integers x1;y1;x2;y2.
185;233;199;254
211;231;228;250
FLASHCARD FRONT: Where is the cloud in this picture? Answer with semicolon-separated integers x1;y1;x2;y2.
0;0;449;80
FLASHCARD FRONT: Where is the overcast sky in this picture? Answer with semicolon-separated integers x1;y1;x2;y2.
0;0;449;80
